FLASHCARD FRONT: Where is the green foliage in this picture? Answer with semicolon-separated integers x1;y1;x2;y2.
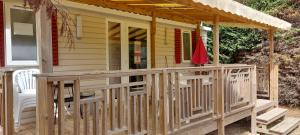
205;0;293;64
206;27;262;63
238;0;290;13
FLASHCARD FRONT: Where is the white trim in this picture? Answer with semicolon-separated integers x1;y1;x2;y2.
4;3;39;66
57;0;197;29
181;29;192;63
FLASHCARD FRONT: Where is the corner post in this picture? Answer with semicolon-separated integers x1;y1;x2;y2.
36;4;53;73
36;3;54;135
151;12;157;68
213;15;220;66
217;67;225;135
268;29;278;106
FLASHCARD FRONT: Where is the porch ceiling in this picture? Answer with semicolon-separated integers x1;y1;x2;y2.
69;0;291;30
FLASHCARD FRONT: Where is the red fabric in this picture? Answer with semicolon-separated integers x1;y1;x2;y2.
51;11;59;66
192;30;197;55
192;36;209;65
174;28;182;64
0;1;4;67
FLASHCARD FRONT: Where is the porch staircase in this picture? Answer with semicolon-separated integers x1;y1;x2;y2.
256;99;300;135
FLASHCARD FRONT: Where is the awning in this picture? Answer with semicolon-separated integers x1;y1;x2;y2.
194;0;291;30
69;0;292;30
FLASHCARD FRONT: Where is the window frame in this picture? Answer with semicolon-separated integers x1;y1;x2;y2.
4;3;39;66
181;29;192;62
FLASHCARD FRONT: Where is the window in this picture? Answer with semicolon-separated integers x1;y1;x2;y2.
5;5;38;65
182;31;191;61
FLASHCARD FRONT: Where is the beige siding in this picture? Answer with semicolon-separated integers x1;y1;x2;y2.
154;23;175;68
54;9;106;73
54;8;107;90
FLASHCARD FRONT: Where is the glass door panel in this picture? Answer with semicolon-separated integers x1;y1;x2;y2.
108;21;121;84
128;27;147;82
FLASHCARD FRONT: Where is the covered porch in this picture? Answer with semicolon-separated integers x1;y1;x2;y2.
0;0;292;135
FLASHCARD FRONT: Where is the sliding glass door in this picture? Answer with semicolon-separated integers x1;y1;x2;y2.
107;19;150;83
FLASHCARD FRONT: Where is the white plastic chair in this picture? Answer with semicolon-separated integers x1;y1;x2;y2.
13;69;39;128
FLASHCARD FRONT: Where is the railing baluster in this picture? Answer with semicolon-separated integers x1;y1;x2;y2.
47;82;55;135
175;72;181;128
169;72;174;131
119;87;125;128
140;94;144;132
133;95;138;133
83;103;89;135
146;74;151;133
73;79;80;135
93;101;100;135
111;88;116;130
103;89;108;135
58;81;65;135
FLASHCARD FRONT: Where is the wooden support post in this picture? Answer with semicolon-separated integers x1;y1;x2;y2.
160;70;168;135
217;67;225;135
268;29;279;106
152;74;159;134
151;12;156;68
36;77;49;135
251;66;257;134
3;71;14;135
213;15;220;66
36;5;53;73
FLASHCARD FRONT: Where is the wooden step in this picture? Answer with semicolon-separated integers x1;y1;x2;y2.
270;117;300;135
257;108;288;125
256;99;274;113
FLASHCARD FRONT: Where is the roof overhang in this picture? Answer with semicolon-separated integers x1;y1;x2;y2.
68;0;291;30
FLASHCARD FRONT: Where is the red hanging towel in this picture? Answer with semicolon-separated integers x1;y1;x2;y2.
191;36;209;65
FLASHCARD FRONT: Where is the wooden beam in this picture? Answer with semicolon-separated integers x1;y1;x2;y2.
36;5;53;73
213;15;220;66
151;12;156;68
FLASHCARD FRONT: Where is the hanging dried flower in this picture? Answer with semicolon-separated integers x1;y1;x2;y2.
23;0;75;48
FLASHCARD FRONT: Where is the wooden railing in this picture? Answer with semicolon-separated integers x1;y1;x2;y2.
256;65;270;99
256;64;278;104
35;65;256;135
0;65;257;135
